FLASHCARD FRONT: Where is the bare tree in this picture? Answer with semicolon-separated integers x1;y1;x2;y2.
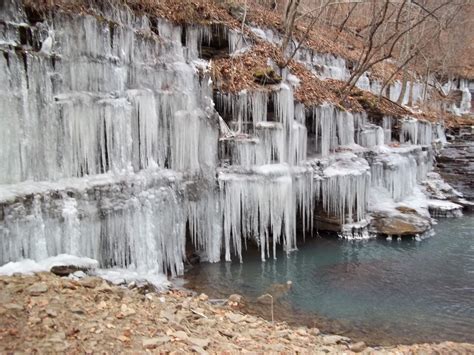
281;0;300;52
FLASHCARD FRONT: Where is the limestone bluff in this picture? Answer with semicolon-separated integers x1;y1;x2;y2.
0;0;469;277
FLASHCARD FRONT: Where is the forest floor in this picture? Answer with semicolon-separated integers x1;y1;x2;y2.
1;272;473;354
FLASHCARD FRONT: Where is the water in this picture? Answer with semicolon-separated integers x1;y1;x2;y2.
184;216;474;345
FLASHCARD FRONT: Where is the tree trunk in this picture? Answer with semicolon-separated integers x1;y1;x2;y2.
281;0;300;53
397;69;409;105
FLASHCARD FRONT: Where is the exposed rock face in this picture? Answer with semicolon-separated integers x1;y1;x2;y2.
436;133;474;201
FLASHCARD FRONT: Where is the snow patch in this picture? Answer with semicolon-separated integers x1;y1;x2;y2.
0;254;98;276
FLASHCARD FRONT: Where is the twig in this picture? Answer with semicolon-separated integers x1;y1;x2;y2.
191;309;208;319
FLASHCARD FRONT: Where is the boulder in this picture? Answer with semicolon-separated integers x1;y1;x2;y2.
370;211;431;236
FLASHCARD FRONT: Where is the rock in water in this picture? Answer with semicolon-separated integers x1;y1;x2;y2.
370;211;431;236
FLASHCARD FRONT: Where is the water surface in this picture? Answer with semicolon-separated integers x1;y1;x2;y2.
184;216;474;345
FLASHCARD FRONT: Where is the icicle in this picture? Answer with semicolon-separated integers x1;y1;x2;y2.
370;153;418;202
288;122;308;165
335;111;355;146
273;83;295;130
459;80;472;113
185;25;211;60
186;186;222;263
218;165;313;261
215;91;267;133
357;124;384;148
294;103;306;124
172;110;218;172
400;118;432;146
400;118;419;145
228;29;246;54
417;121;432;146
256;122;284;164
313;104;355;156
383;116;393;143
312;104;336;157
0;172;191;276
321;155;370;223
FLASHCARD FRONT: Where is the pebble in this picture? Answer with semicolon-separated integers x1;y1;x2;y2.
225;312;244;323
198;293;209;301
119;304;136;317
46;308;58;318
27;283;48;296
4;303;24;311
80;277;101;289
188;337;210;348
321;335;351;345
173;330;188;341
96;281;112;293
350;341;367;352
228;294;243;303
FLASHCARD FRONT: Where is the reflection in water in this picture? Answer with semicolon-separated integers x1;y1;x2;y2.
184;216;474;346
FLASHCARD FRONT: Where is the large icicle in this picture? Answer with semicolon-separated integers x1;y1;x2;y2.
0;171;188;276
218;165;313;262
312;105;357;156
320;154;370;223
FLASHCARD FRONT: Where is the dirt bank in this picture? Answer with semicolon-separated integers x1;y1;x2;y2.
1;273;473;354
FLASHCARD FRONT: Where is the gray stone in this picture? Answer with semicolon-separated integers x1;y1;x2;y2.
173;330;188;341
350;341;367;352
46;308;58;318
228;294;243;303
321;335;351;345
80;277;101;289
27;282;48;296
188;337;210;348
257;294;273;305
225;312;244;323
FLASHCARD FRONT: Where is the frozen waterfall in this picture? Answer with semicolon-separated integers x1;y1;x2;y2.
0;0;451;276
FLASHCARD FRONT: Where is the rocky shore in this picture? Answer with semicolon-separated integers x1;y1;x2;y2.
1;272;473;354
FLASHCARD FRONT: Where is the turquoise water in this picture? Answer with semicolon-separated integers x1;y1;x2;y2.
185;216;474;345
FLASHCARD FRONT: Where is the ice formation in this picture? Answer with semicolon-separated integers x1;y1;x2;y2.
311;105;362;156
218;165;313;262
320;154;370;223
0;0;458;276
